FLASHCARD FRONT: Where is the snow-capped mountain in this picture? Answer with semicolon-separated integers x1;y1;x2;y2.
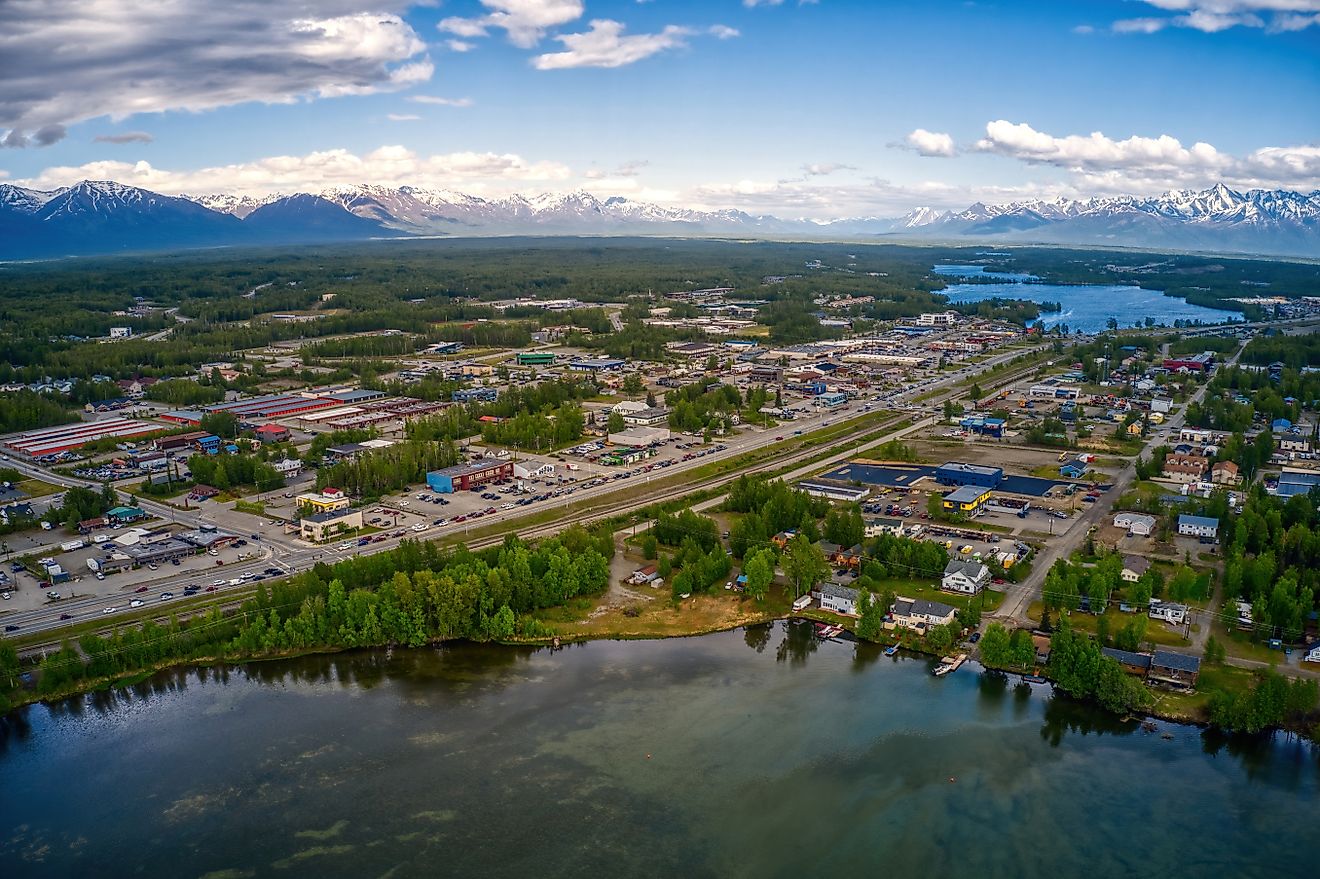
1;180;1317;259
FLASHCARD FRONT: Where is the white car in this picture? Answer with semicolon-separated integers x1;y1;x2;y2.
103;606;118;614
411;523;427;532
129;599;144;608
337;541;354;550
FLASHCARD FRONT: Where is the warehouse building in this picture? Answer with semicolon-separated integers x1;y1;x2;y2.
3;418;165;457
301;508;364;543
426;458;514;493
935;461;1003;489
515;351;556;366
942;485;991;515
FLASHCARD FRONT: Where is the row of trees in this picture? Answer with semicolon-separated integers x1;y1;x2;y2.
315;441;460;498
186;453;284;493
22;531;613;701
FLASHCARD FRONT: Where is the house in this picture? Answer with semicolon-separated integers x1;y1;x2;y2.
253;423;291;444
887;597;957;632
1102;646;1153;676
106;505;146;525
629;565;659;585
1211;461;1241;486
771;530;796;549
1114;512;1155;537
1148;599;1189;625
1304;640;1320;664
1149;650;1200;688
300;508;364;543
865;517;905;538
1177;514;1219;539
817;540;862;569
1121;555;1152;583
195;434;223;455
818;582;860;616
942;558;990;595
942;485;991;515
1279;436;1310;453
271;458;303;481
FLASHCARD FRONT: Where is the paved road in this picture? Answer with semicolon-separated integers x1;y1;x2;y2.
993;340;1242;626
3;340;1053;643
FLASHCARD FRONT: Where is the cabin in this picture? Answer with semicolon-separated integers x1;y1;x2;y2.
1148;650;1200;689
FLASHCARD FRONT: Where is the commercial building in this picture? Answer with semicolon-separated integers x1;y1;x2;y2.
426;458;514;493
301;508;364;543
568;358;626;372
1274;467;1320;498
155;430;211;452
296;488;351;514
797;481;869;502
815;392;848;409
621;406;671;427
124;538;195;566
3;418;165;458
935;461;1003;489
452;388;498;403
608;427;670;446
1162;353;1214;373
253;424;291;444
515;351;556;366
942;485;990;515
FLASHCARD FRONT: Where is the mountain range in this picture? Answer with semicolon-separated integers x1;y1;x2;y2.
1;180;1317;260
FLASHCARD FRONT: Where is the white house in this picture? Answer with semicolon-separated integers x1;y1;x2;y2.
1148;600;1189;625
865;517;905;538
1177;514;1219;539
272;458;303;482
818;582;860;616
888;597;957;632
1114;512;1156;537
942;559;990;595
514;462;555;479
1305;640;1320;664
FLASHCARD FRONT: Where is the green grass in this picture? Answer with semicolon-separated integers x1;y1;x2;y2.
16;478;62;498
870;578;1006;613
233;500;267;516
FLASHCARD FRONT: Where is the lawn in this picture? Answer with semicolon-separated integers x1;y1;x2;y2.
1218;624;1283;665
534;582;793;640
16;478;62;498
1049;607;1191;647
870;578;1006;614
1149;663;1257;721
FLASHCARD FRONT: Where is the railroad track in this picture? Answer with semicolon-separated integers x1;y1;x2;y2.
15;348;1057;657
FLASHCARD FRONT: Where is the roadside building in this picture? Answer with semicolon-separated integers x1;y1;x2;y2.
608;427;670;446
296;488;351;514
1211;461;1241;486
124;538;195;566
253;423;291;444
864;517;905;538
300;508;364;543
515;351;556;367
426;458;514;493
1060;461;1088;479
622;406;671;427
935;462;1003;489
941;485;990;515
797;481;869;502
452;388;498;403
1148;600;1189;625
567;358;626;372
1162;454;1210;484
942;559;989;595
106;506;146;525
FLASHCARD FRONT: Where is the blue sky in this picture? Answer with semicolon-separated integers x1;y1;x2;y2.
1;0;1317;217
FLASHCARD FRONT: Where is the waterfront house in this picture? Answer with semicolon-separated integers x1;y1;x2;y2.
887;597;957;633
1101;647;1153;677
818;582;860;616
1149;650;1200;689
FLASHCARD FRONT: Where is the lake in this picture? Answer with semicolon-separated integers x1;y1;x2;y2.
2;623;1317;878
931;264;1241;332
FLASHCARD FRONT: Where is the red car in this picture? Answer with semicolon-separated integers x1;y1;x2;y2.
135;586;149;593
205;586;217;592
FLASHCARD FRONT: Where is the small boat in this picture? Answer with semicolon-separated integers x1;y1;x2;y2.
933;662;955;677
1022;674;1047;684
884;644;899;656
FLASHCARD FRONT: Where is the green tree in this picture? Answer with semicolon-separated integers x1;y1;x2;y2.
743;548;775;603
607;411;625;433
783;534;828;598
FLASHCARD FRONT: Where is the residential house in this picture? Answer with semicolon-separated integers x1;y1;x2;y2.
253;423;291;444
942;559;990;595
1211;461;1241;486
865;517;905;538
1177;514;1219;539
1148;650;1200;688
1121;555;1152;583
1162;454;1210;484
887;597;957;633
1114;512;1156;537
1304;640;1320;665
818;582;860;616
1148;600;1189;625
1101;646;1153;677
817;540;863;569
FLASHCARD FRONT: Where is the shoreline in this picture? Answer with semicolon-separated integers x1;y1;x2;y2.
1;613;1243;735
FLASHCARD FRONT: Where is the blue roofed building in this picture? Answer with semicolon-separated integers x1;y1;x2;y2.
935;461;1003;489
1176;514;1219;539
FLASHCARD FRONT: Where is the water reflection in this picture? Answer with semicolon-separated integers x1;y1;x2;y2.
775;619;818;666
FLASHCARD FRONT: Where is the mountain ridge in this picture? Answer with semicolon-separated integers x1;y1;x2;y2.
1;179;1317;259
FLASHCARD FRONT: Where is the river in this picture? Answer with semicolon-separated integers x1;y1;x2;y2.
931;264;1241;332
2;623;1316;878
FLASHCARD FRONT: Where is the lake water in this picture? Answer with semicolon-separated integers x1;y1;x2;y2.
2;623;1317;878
931;264;1241;332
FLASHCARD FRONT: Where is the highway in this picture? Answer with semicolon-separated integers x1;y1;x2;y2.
2;339;1055;650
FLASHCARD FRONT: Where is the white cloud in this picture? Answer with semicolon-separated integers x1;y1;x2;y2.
446;39;477;52
532;20;693;69
93;131;154;144
972;119;1320;192
1113;0;1320;32
903;129;956;157
387;113;420;121
13;145;573;196
408;96;475;107
801;162;856;176
1072;24;1095;33
0;1;433;145
709;24;741;39
439;0;585;48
